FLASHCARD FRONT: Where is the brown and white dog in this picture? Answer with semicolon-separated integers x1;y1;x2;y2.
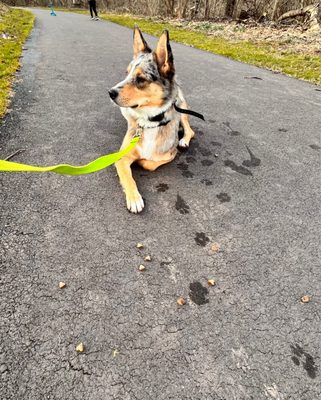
109;27;195;213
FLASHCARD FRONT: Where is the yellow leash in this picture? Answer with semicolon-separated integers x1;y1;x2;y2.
0;130;141;176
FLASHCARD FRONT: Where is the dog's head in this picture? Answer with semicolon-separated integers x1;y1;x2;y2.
109;27;175;110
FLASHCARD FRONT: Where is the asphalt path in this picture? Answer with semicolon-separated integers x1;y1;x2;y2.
0;9;320;400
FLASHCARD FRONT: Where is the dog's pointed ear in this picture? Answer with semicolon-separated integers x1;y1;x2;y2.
133;26;151;58
154;30;175;79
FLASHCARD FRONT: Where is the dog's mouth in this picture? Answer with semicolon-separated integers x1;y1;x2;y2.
110;98;138;109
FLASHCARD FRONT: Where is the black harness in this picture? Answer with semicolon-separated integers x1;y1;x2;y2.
145;101;205;129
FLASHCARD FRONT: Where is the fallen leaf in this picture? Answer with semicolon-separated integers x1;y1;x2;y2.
144;255;151;261
301;295;311;303
112;349;119;358
138;264;146;271
208;279;216;286
137;243;144;249
59;281;66;289
177;297;186;306
210;243;220;253
76;342;84;353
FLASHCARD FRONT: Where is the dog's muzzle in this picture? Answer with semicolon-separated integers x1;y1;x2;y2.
108;89;118;100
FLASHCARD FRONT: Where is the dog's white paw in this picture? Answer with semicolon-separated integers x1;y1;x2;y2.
126;191;144;214
179;138;189;148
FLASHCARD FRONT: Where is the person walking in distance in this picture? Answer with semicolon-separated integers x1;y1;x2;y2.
88;0;99;20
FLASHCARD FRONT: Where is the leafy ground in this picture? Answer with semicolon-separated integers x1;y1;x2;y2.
56;7;321;85
0;7;34;117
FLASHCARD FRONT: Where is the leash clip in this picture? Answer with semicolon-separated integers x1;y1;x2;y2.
133;127;143;138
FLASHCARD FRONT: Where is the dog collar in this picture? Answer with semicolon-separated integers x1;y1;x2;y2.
139;119;171;130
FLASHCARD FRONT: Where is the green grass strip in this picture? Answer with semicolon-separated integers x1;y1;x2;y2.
0;8;34;117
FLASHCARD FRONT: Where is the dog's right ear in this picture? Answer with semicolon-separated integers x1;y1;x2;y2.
154;30;175;80
133;26;151;58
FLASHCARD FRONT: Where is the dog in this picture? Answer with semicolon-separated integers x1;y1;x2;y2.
109;27;195;213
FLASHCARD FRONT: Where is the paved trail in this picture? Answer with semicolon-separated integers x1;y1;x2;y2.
0;9;320;400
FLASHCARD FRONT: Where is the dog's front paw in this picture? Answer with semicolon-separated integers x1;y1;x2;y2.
178;138;189;148
126;190;144;214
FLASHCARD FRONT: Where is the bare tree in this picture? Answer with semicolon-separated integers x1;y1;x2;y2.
176;0;189;19
272;0;281;20
191;0;201;18
225;0;237;17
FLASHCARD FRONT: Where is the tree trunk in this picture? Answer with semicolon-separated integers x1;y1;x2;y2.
278;4;316;22
272;0;280;21
204;0;210;19
164;0;175;16
225;0;237;18
176;0;189;19
191;0;201;18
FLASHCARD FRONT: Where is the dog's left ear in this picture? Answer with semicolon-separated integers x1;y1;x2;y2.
133;26;151;58
154;30;175;79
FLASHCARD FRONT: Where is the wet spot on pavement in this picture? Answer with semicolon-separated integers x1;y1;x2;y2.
186;156;196;164
201;179;213;186
182;170;194;178
244;76;263;80
290;344;317;379
194;232;210;247
188;142;198;156
223;121;241;136
177;162;189;171
176;194;190;214
242;146;261;167
303;354;317;379
309;144;320;150
224;160;253;176
217;192;231;203
189;282;209;305
156;183;169;192
201;159;214;166
177;162;194;178
160;261;171;266
199;147;212;157
291;356;300;366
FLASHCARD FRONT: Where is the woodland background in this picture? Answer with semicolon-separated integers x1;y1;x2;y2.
1;0;321;26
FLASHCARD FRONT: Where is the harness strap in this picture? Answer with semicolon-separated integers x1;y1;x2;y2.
174;103;205;121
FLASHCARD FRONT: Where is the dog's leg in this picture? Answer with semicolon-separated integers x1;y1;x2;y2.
177;88;195;148
115;157;144;213
179;102;195;148
138;150;177;171
115;128;144;213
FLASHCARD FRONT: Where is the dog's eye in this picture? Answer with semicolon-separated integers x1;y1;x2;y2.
136;76;147;86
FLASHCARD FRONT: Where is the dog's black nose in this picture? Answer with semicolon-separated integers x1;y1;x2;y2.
108;89;118;100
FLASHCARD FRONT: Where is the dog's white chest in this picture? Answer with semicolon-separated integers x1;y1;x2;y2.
138;128;159;160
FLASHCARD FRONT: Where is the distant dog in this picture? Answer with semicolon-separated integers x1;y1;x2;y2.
109;27;195;213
